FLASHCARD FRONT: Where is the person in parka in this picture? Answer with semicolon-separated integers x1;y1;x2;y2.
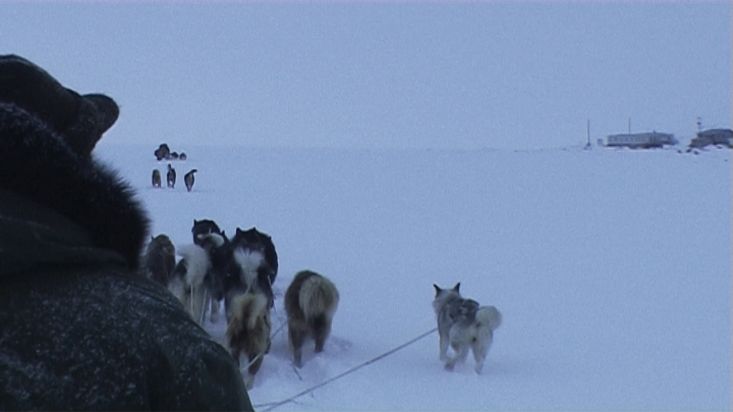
0;54;253;411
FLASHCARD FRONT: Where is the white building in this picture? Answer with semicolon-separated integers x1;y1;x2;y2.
606;132;677;148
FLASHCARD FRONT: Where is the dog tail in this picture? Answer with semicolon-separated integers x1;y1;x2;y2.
300;274;339;322
227;292;269;337
176;243;210;287
476;305;502;331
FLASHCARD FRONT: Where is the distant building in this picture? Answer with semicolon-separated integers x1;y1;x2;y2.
606;132;677;149
689;128;733;148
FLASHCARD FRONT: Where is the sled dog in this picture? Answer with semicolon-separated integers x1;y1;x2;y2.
166;163;176;188
224;246;275;318
169;243;211;325
151;169;162;188
184;169;197;192
227;291;271;389
192;219;223;246
195;231;228;324
432;283;501;374
231;227;278;286
284;270;339;368
142;234;175;286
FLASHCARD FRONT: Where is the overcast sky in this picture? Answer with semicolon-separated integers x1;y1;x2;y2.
3;2;731;149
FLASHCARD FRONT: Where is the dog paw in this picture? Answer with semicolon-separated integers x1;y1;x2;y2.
444;362;455;372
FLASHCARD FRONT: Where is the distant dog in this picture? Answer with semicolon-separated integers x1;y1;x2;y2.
169;243;211;325
432;283;501;374
184;169;197;192
151;169;162;188
284;270;339;368
226;291;271;389
166;164;176;188
142;234;175;286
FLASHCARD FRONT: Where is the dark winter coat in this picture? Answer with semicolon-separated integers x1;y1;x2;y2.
0;55;253;411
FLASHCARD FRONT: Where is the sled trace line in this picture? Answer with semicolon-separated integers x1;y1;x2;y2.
256;327;438;412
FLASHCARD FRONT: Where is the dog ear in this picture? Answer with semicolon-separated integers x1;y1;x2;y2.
433;284;441;295
453;282;461;292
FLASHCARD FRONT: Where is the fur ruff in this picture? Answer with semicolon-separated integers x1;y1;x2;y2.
0;103;148;268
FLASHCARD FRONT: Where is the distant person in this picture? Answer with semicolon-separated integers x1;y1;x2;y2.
0;54;253;410
154;143;171;160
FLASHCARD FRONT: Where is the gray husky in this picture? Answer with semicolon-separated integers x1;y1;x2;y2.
432;283;501;374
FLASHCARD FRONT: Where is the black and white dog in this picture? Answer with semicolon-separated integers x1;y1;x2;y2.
229;227;279;308
174;221;280;324
208;226;279;321
192;219;223;245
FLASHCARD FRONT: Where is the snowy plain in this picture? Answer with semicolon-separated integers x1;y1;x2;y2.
96;143;731;412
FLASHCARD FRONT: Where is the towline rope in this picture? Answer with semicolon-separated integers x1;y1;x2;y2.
255;327;438;412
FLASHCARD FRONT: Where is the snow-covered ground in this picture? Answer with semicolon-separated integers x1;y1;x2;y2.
97;143;731;411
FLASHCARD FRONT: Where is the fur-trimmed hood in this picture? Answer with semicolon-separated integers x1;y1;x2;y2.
0;102;148;273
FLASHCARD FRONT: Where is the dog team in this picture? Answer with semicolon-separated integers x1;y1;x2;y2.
142;219;340;388
143;219;501;388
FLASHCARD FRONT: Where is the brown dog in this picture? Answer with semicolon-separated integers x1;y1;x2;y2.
284;270;339;368
226;292;271;389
